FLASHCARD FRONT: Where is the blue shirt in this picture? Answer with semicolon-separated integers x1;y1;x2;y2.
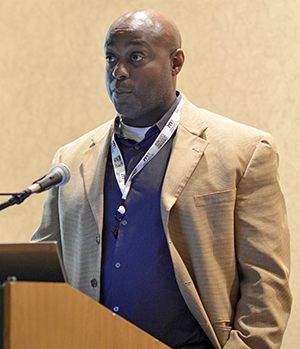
100;96;208;348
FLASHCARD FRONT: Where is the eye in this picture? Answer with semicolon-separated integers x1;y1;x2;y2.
131;53;143;62
106;54;117;64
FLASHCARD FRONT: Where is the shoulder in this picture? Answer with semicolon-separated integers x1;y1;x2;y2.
52;119;114;165
63;119;113;150
59;119;113;153
181;95;276;150
180;95;278;176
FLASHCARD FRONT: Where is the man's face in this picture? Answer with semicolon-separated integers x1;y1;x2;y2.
104;25;176;127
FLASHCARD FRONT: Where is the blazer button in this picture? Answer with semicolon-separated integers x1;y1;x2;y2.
96;235;100;244
90;278;98;288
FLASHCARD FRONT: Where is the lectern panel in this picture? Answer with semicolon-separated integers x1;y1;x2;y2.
3;282;170;349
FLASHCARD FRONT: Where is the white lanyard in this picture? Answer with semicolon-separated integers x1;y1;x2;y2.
111;98;182;211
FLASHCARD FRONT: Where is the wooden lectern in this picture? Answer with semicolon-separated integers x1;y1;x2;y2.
2;281;170;349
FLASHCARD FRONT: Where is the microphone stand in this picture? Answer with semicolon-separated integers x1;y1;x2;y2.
0;190;32;211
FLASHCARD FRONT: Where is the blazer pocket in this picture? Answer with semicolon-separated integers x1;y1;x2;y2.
194;189;236;207
193;189;237;257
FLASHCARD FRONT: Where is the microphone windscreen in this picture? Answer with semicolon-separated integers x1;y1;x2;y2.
50;163;71;187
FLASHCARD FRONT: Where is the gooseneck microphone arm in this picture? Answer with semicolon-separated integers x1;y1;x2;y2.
0;190;32;211
0;163;71;212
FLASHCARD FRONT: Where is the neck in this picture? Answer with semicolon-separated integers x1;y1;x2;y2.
122;97;177;127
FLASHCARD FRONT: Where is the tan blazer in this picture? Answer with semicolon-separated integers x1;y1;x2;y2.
32;96;292;349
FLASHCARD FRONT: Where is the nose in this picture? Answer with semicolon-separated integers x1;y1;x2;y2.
112;61;129;80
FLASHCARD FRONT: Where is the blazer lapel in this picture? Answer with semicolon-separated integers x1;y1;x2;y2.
161;97;209;215
82;122;114;230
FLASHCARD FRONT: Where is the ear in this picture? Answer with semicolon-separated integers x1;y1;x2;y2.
171;49;185;76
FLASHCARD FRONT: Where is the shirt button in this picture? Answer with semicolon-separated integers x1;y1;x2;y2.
115;262;121;268
121;220;128;226
134;144;141;150
90;278;98;288
113;306;119;312
96;235;100;244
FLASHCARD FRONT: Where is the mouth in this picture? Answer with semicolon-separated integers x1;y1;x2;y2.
112;89;133;101
114;88;132;93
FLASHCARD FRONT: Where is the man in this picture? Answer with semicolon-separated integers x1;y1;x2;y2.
31;9;292;349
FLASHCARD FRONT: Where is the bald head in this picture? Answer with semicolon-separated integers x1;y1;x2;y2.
106;9;182;54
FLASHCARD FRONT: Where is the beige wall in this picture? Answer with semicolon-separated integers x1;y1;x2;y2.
0;1;299;347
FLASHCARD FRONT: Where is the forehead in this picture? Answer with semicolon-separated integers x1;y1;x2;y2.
105;31;154;52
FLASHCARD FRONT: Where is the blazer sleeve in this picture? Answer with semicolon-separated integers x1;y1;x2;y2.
224;133;292;349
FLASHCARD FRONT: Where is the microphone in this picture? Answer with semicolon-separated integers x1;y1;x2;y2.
0;163;71;211
28;163;71;193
